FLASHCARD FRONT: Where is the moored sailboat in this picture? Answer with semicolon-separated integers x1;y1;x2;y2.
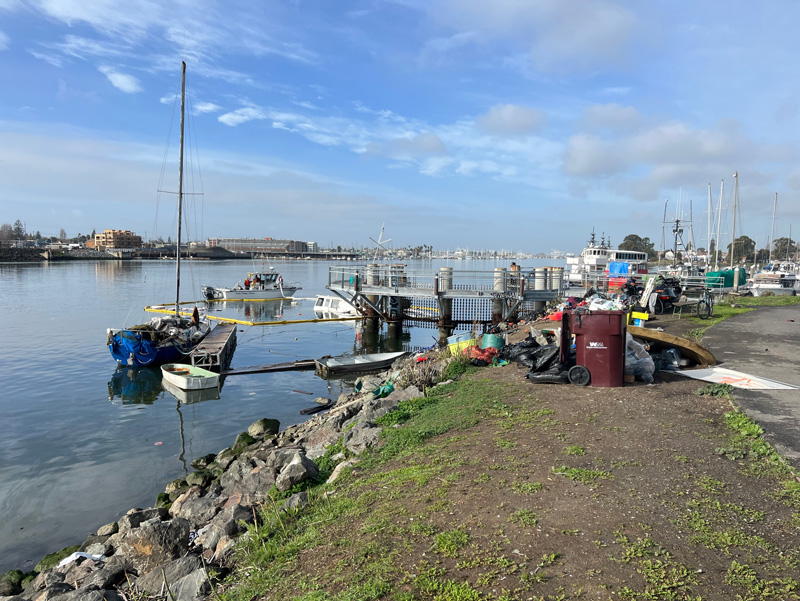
107;61;210;367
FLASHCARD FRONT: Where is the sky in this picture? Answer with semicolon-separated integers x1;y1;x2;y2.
1;1;799;254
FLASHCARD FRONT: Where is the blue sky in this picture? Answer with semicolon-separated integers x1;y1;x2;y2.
1;1;799;254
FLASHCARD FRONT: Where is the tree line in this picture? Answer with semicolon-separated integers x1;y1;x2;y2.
0;219;95;245
618;233;797;264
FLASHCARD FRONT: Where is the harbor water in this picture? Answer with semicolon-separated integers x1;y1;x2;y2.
0;257;562;571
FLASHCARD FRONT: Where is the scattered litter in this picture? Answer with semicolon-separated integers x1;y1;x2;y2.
154;442;163;446
292;389;314;395
57;552;107;567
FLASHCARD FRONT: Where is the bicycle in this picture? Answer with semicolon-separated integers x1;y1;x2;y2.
696;287;714;320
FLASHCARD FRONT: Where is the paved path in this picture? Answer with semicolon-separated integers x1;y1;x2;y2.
701;305;800;468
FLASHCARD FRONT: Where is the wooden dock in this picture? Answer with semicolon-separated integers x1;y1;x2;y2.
190;323;237;372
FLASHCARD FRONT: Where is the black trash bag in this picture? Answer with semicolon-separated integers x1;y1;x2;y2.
526;364;569;383
498;337;540;362
531;345;559;372
471;358;489;367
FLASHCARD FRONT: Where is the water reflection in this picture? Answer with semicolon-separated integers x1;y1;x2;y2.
161;378;221;405
208;299;289;322
107;367;162;404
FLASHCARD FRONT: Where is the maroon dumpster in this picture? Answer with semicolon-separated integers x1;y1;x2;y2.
569;310;626;387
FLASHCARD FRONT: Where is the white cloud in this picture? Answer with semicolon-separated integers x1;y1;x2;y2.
429;0;638;72
0;30;9;51
218;107;266;127
98;65;142;93
475;104;545;135
29;0;164;39
366;133;448;159
194;102;221;114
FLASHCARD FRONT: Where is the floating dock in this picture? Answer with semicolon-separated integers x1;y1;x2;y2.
190;323;237;372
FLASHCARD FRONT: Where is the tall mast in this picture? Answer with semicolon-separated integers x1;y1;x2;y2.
769;192;777;264
175;60;186;318
729;171;738;267
707;183;711;265
715;179;724;270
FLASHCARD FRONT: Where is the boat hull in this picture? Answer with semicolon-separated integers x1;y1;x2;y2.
203;286;298;300
314;351;408;375
108;331;194;367
161;363;220;390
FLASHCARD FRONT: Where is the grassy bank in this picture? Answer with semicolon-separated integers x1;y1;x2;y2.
217;358;800;600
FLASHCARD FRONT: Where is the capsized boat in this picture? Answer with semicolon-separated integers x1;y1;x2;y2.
203;270;301;300
313;294;359;317
107;61;210;367
314;351;408;375
161;363;220;390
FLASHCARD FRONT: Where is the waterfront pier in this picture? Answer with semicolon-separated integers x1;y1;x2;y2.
326;265;564;341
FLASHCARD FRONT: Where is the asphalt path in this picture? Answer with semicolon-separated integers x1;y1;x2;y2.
701;304;800;468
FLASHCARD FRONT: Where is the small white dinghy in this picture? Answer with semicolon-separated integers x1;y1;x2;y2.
314;351;408;376
161;363;220;390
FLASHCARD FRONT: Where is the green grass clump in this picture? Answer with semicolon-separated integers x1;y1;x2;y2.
551;465;613;485
433;528;470;557
695;383;734;398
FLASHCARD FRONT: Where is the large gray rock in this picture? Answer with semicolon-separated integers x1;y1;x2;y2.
247;418;280;438
95;523;118;537
173;496;223;527
117;508;168;533
219;459;275;505
281;491;309;513
113;517;190;574
135;556;202;596
275;453;319;492
300;425;341;460
193;505;254;553
383;385;423;403
343;424;382;455
170;568;211;601
20;582;73;601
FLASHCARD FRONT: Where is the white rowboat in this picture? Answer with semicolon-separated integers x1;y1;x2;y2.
161;363;220;390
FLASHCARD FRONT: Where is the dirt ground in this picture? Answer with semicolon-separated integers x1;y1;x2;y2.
277;312;800;600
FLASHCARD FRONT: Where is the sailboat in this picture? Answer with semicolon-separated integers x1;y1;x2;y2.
107;61;211;367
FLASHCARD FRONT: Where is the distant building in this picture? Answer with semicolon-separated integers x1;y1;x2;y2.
95;229;142;251
207;237;308;254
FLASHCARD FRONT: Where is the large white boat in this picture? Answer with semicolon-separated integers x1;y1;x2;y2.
750;262;798;297
202;270;301;301
565;232;649;285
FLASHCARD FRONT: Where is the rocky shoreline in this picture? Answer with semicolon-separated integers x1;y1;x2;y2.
0;351;456;601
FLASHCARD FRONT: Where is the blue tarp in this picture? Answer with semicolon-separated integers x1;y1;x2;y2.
608;262;630;276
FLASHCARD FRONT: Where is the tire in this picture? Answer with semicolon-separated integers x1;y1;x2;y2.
696;299;712;320
654;298;665;315
568;365;591;386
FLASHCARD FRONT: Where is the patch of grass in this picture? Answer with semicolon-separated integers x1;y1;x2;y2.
511;480;543;495
614;533;700;600
695;382;734;398
493;437;517;450
725;560;800;599
508;509;538;527
412;566;482;601
551;465;614;485
737;295;800;307
565;445;586;456
433;528;470;557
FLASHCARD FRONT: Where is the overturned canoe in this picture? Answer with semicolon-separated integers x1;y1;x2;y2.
627;325;716;367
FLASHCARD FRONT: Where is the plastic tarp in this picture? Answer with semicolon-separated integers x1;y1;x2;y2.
608;262;630;276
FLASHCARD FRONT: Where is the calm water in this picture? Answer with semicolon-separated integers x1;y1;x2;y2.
0;257;561;571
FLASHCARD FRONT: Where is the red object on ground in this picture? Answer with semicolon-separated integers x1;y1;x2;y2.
463;346;499;362
548;311;563;321
569;310;626;388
